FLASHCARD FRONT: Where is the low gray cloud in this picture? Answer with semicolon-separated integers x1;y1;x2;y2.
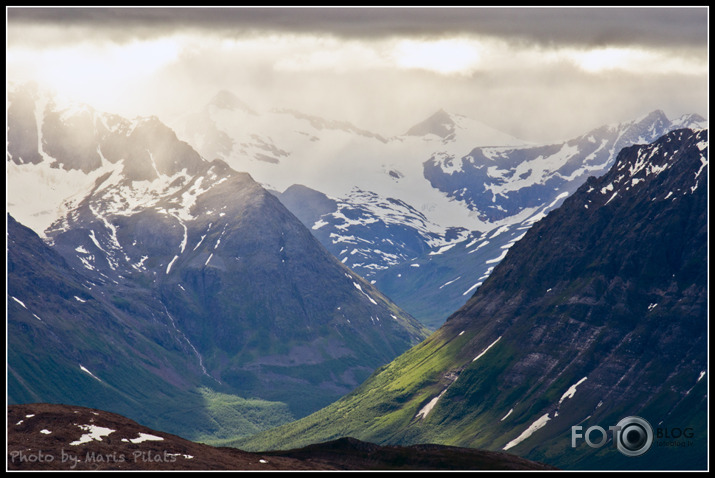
7;7;708;48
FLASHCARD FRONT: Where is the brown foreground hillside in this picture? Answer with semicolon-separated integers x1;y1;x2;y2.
8;403;556;471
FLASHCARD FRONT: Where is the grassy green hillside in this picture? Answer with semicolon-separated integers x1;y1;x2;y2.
230;327;469;451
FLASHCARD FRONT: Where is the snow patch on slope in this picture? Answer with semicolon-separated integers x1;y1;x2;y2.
503;413;551;451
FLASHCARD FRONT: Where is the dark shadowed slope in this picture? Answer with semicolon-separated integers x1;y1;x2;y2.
238;128;707;471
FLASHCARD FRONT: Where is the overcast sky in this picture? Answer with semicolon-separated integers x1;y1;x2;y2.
6;6;709;142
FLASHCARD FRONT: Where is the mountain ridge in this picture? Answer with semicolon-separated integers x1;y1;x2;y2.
6;88;430;439
8;82;706;334
236;127;707;471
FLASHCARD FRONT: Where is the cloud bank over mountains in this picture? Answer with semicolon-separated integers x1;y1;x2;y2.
6;7;707;143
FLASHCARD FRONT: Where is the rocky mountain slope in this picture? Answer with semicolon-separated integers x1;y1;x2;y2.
6;83;429;440
8;213;215;438
236;128;708;471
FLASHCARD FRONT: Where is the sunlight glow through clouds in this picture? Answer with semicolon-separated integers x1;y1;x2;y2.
393;38;482;75
563;47;707;75
10;30;705;97
8;37;182;107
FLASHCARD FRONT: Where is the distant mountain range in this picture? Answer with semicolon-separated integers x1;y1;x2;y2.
373;110;707;328
8;83;706;330
234;127;708;471
171;90;706;328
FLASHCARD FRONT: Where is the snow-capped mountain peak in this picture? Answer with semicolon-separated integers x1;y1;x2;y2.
587;127;708;207
669;112;708;131
405;108;528;147
6;85;208;237
405;109;457;139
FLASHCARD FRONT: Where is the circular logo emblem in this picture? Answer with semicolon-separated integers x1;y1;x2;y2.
615;416;653;457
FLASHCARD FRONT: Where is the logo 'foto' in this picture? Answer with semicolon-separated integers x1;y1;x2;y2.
614;416;653;457
571;416;654;457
